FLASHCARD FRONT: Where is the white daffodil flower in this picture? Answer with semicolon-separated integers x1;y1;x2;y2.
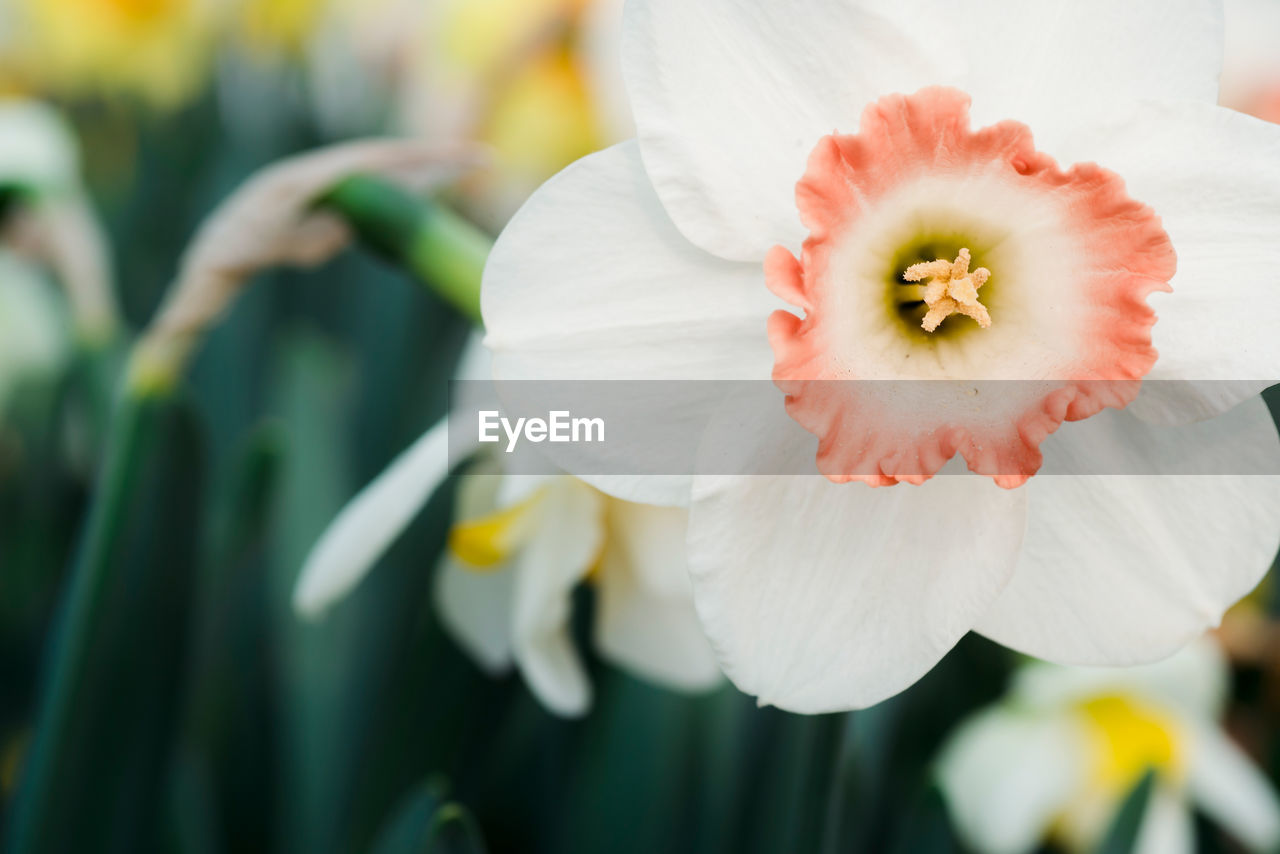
0;252;68;414
293;339;720;717
937;638;1280;854
480;0;1280;712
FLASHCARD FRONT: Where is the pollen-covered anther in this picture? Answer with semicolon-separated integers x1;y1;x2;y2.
904;248;992;333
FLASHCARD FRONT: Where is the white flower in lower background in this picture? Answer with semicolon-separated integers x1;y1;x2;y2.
436;467;720;716
0;100;78;194
937;638;1280;854
293;340;720;717
0;252;68;414
0;98;118;345
0;101;87;413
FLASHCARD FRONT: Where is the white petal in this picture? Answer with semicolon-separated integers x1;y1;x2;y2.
1221;0;1280;114
1011;637;1230;721
943;0;1224;148
1056;100;1280;424
686;413;1027;712
481;140;775;506
621;0;942;260
0;100;79;194
0;252;69;411
1188;723;1280;853
482;140;773;376
510;480;606;717
294;419;451;617
936;706;1087;854
1135;788;1196;854
580;0;634;143
434;557;516;674
975;398;1280;665
432;469;516;671
621;0;1221;262
593;500;721;691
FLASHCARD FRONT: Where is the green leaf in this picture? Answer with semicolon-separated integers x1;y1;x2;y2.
366;783;487;854
179;421;287;849
367;779;451;854
743;710;847;854
422;804;487;854
3;391;206;854
1095;769;1158;854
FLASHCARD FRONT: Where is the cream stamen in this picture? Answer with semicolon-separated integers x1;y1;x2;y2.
903;248;991;332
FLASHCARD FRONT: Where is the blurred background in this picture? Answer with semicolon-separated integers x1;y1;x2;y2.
2;0;1280;852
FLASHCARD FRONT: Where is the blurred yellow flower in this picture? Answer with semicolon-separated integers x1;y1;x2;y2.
480;49;601;190
396;0;627;223
238;0;329;57
5;0;218;106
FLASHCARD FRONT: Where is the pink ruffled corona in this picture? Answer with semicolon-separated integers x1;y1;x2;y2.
767;87;1177;488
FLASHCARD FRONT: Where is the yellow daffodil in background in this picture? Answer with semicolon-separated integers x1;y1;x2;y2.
0;0;220;107
236;0;330;57
937;638;1280;854
393;0;630;224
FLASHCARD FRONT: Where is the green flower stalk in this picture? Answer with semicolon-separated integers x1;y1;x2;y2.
321;175;488;325
6;137;493;853
127;139;489;397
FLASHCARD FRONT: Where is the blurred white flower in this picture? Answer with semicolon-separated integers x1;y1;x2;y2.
435;467;720;716
294;338;720;716
0;252;69;413
1222;0;1280;121
938;638;1280;854
0;100;78;196
482;0;1280;712
0;98;118;345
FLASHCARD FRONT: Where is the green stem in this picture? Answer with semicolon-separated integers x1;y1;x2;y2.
4;388;204;853
320;176;491;326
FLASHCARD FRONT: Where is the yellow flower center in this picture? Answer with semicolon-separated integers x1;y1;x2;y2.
447;491;545;569
902;248;992;332
1078;694;1185;794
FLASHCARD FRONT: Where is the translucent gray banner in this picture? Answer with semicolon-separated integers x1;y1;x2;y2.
448;381;1280;477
